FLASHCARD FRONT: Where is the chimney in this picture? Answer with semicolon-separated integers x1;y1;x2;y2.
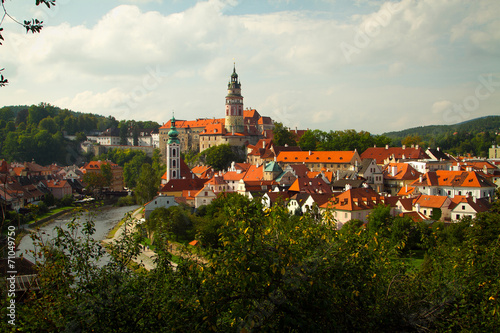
437;147;440;151
309;150;312;156
385;145;389;150
391;165;397;177
416;145;419;149
419;174;423;183
402;145;406;149
263;141;265;149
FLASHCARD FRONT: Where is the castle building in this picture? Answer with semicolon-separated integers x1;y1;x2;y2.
158;65;274;156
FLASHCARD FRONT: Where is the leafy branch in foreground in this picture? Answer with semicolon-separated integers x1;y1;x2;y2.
0;0;56;86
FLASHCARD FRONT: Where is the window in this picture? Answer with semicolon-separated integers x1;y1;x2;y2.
462;205;465;210
456;214;460;220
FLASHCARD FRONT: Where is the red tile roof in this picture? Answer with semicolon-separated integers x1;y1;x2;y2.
160;118;225;130
413;195;450;208
384;163;421;181
321;188;385;211
277;151;358;164
288;178;332;194
361;147;429;164
411;170;496;188
449;195;490;212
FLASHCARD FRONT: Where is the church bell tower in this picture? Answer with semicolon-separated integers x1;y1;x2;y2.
225;64;244;134
166;115;181;182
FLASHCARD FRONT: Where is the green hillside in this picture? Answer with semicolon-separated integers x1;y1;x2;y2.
383;116;500;157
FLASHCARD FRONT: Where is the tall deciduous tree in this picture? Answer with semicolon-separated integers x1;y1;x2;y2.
134;163;160;204
273;122;297;147
204;144;237;171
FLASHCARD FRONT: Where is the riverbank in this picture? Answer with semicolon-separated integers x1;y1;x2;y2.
101;207;167;271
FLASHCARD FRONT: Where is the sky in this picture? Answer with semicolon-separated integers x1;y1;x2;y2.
1;0;499;134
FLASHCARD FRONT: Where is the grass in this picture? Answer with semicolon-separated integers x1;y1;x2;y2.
106;217;127;239
27;206;75;224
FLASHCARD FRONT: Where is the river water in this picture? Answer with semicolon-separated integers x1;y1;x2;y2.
17;205;139;263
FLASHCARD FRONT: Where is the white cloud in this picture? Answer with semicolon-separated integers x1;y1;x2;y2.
1;0;499;133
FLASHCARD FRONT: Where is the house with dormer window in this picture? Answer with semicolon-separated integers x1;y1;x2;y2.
410;170;496;200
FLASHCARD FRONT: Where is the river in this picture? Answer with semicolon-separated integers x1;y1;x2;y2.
17;205;140;264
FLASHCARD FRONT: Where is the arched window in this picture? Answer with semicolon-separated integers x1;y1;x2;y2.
173;160;176;167
172;170;177;178
172;148;177;157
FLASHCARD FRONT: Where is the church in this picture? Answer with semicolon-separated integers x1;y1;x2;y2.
158;65;274;157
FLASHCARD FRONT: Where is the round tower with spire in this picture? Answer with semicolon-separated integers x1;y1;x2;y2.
166;114;181;182
225;63;244;134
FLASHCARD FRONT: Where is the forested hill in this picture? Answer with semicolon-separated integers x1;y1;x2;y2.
383;115;500;157
0;103;159;165
384;116;500;138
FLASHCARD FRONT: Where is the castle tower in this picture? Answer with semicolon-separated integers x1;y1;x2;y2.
166;115;181;182
225;64;244;134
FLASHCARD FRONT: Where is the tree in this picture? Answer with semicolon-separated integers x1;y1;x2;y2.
134;164;160;204
298;129;319;151
100;163;113;189
204;144;237;171
39;117;58;134
273;122;297;147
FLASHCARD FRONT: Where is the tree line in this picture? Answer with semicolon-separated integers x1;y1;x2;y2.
384;115;500;157
3;192;499;331
0;104;160;165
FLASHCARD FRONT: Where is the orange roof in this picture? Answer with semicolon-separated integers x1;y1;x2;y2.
243;109;260;119
243;165;264;181
206;175;227;185
413;195;449;208
307;171;334;183
45;179;70;188
288;178;332;194
192;165;210;174
384;163;421;181
397;186;415;196
83;160;120;170
449;195;490;213
411;170;496;188
361;147;429;164
200;123;226;136
160;118;225;130
277;151;357;164
223;171;245;182
399;211;428;222
321;188;385;211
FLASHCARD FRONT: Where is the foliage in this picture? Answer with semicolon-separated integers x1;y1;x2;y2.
1;0;56;86
273;122;297;147
115;195;137;207
147;206;193;242
82;163;113;193
134;164;160;204
298;128;391;152
203;144;241;171
3;195;500;332
384;115;500;157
